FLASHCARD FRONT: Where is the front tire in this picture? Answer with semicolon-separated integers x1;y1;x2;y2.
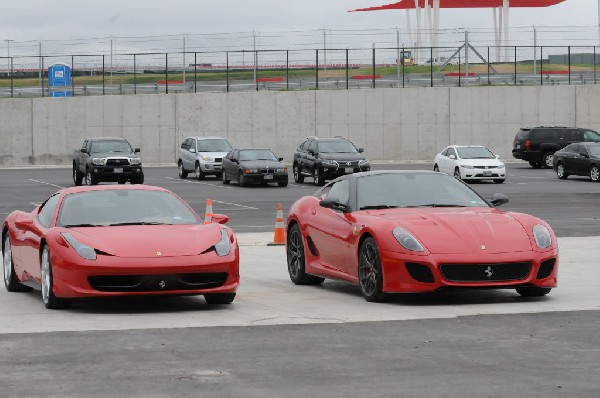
542;152;554;169
204;293;236;304
556;162;568;180
516;287;552;297
85;169;99;186
73;166;83;186
286;224;324;285
293;164;304;183
358;237;386;302
433;164;439;172
238;173;246;187
40;245;72;309
222;170;230;184
3;234;31;292
195;162;205;180
590;165;600;182
178;161;188;179
314;168;325;186
453;167;462;180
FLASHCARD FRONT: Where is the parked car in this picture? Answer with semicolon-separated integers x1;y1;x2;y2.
178;136;232;180
553;142;600;182
221;148;288;187
292;136;370;186
73;137;143;186
433;145;506;183
2;185;238;309
512;126;600;168
286;171;558;302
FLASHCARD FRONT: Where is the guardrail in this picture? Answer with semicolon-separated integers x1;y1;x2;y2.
0;45;598;98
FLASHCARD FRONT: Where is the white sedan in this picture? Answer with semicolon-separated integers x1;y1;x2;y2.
433;145;506;183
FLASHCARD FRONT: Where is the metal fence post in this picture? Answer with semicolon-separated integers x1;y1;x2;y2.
594;46;597;85
194;52;197;93
71;55;75;96
430;47;433;87
402;47;405;88
514;46;517;85
345;49;349;90
372;48;376;89
165;53;169;94
41;56;45;97
133;54;137;95
10;57;13;98
568;46;571;85
255;50;259;91
540;47;543;85
458;50;461;87
286;50;289;90
316;49;319;89
226;52;230;93
487;47;490;85
102;55;105;95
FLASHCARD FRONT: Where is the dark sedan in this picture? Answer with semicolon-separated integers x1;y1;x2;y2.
222;149;289;187
553;142;600;182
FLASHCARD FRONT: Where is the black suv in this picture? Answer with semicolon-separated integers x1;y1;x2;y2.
512;126;600;168
292;136;370;186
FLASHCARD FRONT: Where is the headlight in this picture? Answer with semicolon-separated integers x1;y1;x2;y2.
129;158;141;165
245;168;259;174
359;159;370;166
92;158;106;166
214;229;231;256
200;155;214;161
61;232;97;260
533;224;552;249
392;227;424;252
276;168;287;173
498;163;505;168
459;164;474;169
322;160;338;166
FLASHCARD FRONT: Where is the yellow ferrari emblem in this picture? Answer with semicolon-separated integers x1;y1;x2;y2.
157;251;162;256
481;245;486;250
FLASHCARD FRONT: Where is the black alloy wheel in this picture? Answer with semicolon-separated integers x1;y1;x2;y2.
293;164;304;183
590;166;600;182
178;161;188;179
286;224;324;285
516;287;552;297
358;237;385;302
556;162;568;179
433;164;439;172
204;293;236;304
314;168;325;186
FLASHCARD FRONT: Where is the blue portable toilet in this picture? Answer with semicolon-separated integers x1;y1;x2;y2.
48;63;72;97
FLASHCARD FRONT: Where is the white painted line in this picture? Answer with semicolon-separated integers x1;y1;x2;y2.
28;179;65;189
29;202;41;207
165;177;233;189
213;200;258;210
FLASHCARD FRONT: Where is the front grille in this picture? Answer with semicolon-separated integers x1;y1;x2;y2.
340;161;359;167
473;166;495;169
88;272;228;292
405;263;435;283
260;168;274;174
106;158;130;166
536;259;556;279
474;173;500;177
214;158;222;162
440;262;531;282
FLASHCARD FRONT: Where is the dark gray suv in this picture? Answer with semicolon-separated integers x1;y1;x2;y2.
512;126;600;168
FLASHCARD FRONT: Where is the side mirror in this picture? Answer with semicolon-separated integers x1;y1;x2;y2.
358;148;364;153
15;218;35;231
449;154;456;160
231;159;238;163
80;148;88;154
211;214;229;224
308;149;315;156
278;157;284;162
189;148;196;153
134;148;141;153
490;193;509;207
580;152;589;158
495;154;500;159
319;197;350;213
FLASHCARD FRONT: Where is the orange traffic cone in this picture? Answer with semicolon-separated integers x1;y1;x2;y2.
268;202;286;246
204;199;213;224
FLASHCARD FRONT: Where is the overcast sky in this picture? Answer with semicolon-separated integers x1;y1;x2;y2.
0;0;597;44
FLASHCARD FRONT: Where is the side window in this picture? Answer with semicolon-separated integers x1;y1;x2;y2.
230;150;238;161
191;139;197;151
448;148;457;158
180;139;189;149
37;194;60;229
326;180;350;206
307;140;316;154
298;141;308;151
82;140;88;150
579;145;589;155
583;130;600;142
441;148;448;157
542;130;560;142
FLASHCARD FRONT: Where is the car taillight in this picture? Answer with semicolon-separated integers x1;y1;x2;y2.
525;140;531;150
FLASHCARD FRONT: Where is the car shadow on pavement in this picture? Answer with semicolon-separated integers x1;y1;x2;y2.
66;295;229;314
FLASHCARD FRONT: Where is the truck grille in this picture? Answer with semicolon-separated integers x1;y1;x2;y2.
106;158;130;166
440;262;531;282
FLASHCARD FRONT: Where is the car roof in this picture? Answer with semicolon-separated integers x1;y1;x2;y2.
236;148;273;151
57;184;170;197
448;145;486;149
87;137;130;142
185;136;229;141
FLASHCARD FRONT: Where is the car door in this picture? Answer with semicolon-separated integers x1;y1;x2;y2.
444;147;458;175
16;193;60;284
296;141;309;173
306;179;354;274
183;139;195;170
306;140;318;174
436;148;450;174
223;150;238;180
571;144;591;175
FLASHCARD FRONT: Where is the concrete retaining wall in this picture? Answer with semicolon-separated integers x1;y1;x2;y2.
1;85;599;166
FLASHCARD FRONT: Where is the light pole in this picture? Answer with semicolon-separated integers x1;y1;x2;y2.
4;39;13;74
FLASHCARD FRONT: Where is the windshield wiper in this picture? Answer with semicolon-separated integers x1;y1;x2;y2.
360;205;398;210
405;204;467;208
62;223;103;228
107;222;169;226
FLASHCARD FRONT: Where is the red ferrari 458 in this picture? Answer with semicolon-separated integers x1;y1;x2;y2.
286;170;558;302
2;185;239;309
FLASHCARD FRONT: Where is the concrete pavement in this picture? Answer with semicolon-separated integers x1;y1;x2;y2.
1;233;598;335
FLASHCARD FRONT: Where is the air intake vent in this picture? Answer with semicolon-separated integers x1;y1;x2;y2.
536;259;556;279
405;263;435;283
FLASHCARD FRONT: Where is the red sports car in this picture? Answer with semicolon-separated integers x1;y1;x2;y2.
2;185;239;309
286;170;558;302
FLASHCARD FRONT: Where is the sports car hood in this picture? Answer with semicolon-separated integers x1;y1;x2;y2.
66;224;223;258
372;208;532;254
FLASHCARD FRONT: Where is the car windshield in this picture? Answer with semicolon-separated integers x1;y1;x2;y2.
584;130;600;142
456;147;495;159
90;140;133;154
239;149;277;161
318;140;358;153
357;173;489;210
587;145;600;156
197;139;232;152
56;190;201;227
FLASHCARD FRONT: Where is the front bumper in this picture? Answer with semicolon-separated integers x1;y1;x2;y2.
242;173;288;184
460;167;506;180
379;248;558;293
91;166;143;181
200;162;223;175
322;163;370;178
50;244;239;298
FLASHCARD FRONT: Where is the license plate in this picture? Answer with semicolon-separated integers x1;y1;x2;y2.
214;166;221;170
483;170;492;176
264;175;274;180
345;167;353;173
114;168;123;173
